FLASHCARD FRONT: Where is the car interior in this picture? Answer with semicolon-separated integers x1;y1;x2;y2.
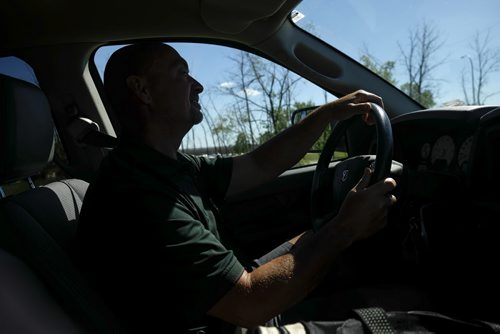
1;0;499;332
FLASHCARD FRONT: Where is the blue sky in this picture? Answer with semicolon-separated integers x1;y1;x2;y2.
95;0;500;106
294;0;500;105
93;0;500;148
95;43;333;108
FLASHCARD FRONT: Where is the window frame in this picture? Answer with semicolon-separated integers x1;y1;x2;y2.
89;40;350;169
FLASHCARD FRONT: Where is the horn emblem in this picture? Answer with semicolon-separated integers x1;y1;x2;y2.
341;169;349;182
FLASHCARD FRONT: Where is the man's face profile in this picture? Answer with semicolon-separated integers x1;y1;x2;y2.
145;45;204;129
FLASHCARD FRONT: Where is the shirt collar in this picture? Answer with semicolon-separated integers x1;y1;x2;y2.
114;138;193;179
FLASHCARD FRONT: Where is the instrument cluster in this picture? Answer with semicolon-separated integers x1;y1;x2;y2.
377;106;500;178
418;134;474;174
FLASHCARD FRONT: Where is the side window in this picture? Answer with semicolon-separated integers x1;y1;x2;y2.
94;43;348;168
0;57;69;197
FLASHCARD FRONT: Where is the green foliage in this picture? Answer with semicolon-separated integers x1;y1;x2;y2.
265;106;291;136
361;53;436;108
290;101;334;151
217;51;307;153
360;55;397;85
312;125;333;151
293;101;315;110
212;117;231;137
400;83;436;108
211;116;233;149
295;151;348;168
233;132;252;154
258;131;273;144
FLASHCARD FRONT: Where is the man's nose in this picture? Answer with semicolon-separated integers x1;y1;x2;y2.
192;77;204;93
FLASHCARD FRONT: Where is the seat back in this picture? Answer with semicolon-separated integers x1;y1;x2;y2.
0;73;123;333
0;248;84;333
3;179;88;251
0;74;54;184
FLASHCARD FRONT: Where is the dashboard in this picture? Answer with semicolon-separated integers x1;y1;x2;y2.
361;105;500;321
391;105;500;179
362;105;500;203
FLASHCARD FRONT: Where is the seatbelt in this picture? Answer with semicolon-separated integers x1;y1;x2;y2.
58;180;82;221
67;116;118;149
353;308;395;334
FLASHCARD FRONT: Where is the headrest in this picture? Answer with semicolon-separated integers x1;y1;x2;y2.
0;74;55;184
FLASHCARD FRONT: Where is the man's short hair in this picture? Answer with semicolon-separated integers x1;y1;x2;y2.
103;42;169;134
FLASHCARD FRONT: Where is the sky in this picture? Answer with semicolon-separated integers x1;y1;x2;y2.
95;0;500;107
93;0;500;148
294;0;500;105
1;1;497;150
95;43;333;108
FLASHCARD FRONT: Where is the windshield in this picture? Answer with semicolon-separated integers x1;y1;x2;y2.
293;0;500;108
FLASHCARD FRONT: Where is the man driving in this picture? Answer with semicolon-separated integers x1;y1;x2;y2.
77;42;396;333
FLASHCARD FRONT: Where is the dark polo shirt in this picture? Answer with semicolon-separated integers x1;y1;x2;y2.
77;140;244;331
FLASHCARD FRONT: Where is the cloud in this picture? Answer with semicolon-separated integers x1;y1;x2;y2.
219;82;261;97
220;81;236;89
244;88;261;97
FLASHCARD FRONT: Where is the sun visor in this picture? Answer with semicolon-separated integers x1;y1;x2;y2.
200;0;288;34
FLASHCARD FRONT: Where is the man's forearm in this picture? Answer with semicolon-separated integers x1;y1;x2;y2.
209;218;355;327
246;223;353;323
228;106;333;196
227;90;383;196
250;105;332;180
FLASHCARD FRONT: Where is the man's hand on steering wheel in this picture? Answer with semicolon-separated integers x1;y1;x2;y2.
311;89;401;234
319;89;385;124
332;167;398;242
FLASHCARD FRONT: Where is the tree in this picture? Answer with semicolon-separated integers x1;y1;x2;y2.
290;101;330;151
400;83;436;109
461;31;500;105
219;51;303;146
233;132;252;154
398;22;444;108
211;114;232;154
220;52;259;145
360;54;397;86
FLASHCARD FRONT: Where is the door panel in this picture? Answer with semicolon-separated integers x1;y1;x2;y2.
221;164;327;262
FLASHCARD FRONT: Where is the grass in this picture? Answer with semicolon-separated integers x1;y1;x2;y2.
295;151;348;167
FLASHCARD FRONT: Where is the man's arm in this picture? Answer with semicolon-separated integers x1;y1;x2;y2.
226;90;383;197
209;169;397;327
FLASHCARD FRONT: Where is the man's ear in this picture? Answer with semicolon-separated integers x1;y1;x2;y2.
126;75;152;105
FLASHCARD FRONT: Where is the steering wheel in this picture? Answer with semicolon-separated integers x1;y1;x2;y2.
311;103;395;231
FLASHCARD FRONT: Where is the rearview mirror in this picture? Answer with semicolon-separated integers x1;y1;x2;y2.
291;106;318;125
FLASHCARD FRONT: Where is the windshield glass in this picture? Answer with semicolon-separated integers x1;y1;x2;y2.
293;0;500;108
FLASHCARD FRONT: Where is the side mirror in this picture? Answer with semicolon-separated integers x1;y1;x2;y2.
290;105;347;167
291;106;318;125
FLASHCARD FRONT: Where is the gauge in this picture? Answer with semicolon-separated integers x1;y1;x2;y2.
458;136;473;172
431;135;455;166
421;142;431;159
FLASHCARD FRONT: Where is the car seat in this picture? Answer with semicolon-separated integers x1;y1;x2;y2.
0;73;123;333
0;248;84;333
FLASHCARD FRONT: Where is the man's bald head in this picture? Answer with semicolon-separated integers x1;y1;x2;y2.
103;43;176;135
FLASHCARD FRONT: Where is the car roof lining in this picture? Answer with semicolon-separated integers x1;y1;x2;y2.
0;0;301;53
200;0;288;34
